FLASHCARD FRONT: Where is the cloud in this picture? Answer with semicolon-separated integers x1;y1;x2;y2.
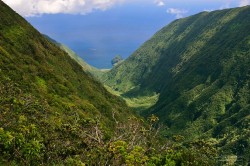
166;8;188;18
154;0;165;6
2;0;125;17
203;9;214;12
239;0;250;6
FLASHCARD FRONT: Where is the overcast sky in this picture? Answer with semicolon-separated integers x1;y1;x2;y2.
3;0;250;68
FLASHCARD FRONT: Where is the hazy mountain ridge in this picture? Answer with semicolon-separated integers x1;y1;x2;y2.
43;34;105;79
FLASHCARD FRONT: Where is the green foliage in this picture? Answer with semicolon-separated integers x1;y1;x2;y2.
0;1;132;164
44;34;104;79
0;0;131;130
0;1;249;164
102;5;250;164
0;80;217;165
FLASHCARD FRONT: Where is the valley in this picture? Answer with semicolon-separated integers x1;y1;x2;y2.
102;5;250;164
0;0;249;165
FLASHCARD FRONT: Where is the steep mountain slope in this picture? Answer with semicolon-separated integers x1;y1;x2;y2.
104;6;250;162
104;6;250;95
43;35;93;71
0;0;130;125
0;3;218;165
43;35;104;79
0;1;134;164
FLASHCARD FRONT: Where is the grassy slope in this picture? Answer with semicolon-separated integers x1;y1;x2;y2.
104;6;249;96
0;0;130;125
43;35;105;79
0;1;134;163
104;6;250;161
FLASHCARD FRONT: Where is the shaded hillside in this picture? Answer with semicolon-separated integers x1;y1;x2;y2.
104;6;250;163
104;6;250;96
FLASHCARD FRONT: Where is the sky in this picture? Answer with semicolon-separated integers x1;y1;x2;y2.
3;0;250;68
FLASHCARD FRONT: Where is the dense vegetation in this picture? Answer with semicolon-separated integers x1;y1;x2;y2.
103;6;250;164
0;1;222;165
43;35;104;80
0;1;131;164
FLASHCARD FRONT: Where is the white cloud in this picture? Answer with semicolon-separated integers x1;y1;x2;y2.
239;0;250;6
166;8;188;18
203;9;214;12
2;0;125;17
154;0;165;6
